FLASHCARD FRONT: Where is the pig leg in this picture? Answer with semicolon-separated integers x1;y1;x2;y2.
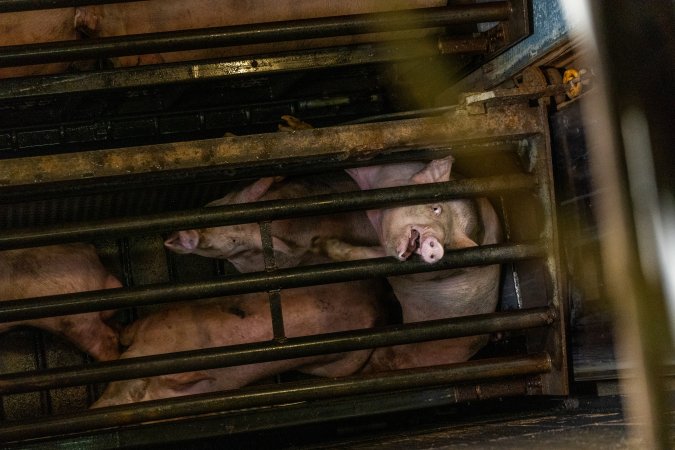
362;336;489;373
312;237;386;261
57;312;121;361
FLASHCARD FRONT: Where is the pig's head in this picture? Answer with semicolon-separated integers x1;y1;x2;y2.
164;223;263;260
164;177;296;272
375;157;480;263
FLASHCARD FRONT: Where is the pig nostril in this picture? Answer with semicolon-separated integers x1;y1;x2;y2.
429;242;434;247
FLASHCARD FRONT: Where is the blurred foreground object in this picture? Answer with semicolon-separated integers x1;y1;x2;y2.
564;0;675;448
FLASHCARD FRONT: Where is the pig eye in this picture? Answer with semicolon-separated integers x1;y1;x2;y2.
432;205;442;216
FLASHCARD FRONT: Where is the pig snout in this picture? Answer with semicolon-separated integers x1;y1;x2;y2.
419;236;444;263
164;230;200;253
396;228;444;263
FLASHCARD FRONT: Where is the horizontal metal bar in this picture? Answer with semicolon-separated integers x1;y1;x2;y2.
0;307;554;395
0;4;510;68
0;174;535;250
0;242;546;322
0;42;438;99
25;379;536;449
0;105;542;190
0;0;141;13
0;352;552;443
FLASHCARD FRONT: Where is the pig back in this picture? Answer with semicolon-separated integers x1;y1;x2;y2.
0;9;79;78
0;243;113;300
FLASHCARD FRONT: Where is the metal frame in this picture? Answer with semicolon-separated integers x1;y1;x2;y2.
0;2;553;446
0;93;567;446
0;1;529;99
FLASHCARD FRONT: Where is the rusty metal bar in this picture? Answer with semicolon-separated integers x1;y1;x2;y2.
0;4;510;68
0;105;542;190
0;242;546;322
0;0;141;12
0;42;439;100
0;307;554;395
259;221;286;340
0;174;536;250
0;352;552;443
438;34;490;54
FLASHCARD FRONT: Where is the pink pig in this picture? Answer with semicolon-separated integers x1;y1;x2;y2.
316;156;502;369
0;244;122;361
91;279;384;407
164;175;378;273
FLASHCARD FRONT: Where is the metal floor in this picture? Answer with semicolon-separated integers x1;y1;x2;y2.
153;392;673;450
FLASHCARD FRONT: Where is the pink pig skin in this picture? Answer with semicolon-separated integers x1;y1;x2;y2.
0;9;81;79
0;244;122;361
164;174;378;273
91;279;385;407
318;156;502;369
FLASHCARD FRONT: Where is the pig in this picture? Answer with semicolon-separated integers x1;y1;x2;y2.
0;244;122;361
0;9;81;78
314;156;502;370
91;278;384;407
164;174;379;273
74;0;445;69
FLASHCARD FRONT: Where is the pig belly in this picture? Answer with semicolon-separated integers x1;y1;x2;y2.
0;244;121;361
0;9;80;78
92;279;385;406
79;0;446;68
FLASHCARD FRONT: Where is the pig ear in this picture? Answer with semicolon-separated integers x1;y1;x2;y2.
452;231;478;249
162;372;215;391
411;156;454;184
345;167;379;190
231;177;278;204
272;237;295;255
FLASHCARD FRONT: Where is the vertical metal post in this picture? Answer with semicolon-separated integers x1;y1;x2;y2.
259;221;286;340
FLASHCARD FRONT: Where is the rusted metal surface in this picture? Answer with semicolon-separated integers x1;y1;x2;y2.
0;104;542;189
0;307;555;395
0;353;552;443
0;43;438;100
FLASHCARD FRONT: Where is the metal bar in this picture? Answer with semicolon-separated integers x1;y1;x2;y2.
31;379;537;449
0;42;439;100
0;352;552;443
0;307;554;395
0;174;536;250
438;34;490;54
0;242;546;322
0;4;511;68
0;105;542;190
259;221;286;339
0;0;142;13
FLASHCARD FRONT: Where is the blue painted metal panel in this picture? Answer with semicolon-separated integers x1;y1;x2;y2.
479;0;572;85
